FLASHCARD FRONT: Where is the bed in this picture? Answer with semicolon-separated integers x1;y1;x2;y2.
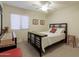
0;32;17;52
28;23;67;56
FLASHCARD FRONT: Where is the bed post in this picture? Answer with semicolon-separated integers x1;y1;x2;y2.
0;5;3;43
65;23;67;43
12;32;17;47
40;37;42;57
0;5;3;35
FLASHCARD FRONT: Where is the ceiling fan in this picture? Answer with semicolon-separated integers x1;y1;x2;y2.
33;1;54;12
39;1;54;12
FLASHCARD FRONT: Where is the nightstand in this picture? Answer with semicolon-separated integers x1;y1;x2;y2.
67;35;77;48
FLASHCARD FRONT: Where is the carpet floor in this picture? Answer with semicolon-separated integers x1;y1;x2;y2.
17;41;79;57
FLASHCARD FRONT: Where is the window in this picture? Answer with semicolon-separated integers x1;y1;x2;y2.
21;16;29;29
11;14;29;30
11;14;20;29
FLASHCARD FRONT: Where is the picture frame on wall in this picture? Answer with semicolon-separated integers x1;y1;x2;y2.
40;20;45;25
32;19;38;25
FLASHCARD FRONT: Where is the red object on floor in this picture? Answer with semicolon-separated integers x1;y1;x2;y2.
0;48;22;57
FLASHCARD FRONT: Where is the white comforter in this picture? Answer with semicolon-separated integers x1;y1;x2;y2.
40;32;65;52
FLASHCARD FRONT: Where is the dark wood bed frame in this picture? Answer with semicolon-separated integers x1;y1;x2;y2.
28;23;67;57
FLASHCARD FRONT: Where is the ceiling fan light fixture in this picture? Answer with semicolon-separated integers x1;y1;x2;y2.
41;4;48;12
40;1;55;12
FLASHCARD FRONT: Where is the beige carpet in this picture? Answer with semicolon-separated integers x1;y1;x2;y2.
17;41;79;57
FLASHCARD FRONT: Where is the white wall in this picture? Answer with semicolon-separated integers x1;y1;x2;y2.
3;3;79;43
47;4;79;39
2;4;47;43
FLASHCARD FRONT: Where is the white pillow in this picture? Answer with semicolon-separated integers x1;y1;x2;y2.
56;28;65;33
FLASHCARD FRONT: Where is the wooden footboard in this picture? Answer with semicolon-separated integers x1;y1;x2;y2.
28;32;47;57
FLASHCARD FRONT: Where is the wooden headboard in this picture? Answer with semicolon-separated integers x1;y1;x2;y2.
49;23;68;43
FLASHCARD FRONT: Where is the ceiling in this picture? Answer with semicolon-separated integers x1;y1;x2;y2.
2;1;79;13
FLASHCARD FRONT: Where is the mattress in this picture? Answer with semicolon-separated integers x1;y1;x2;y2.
40;32;65;52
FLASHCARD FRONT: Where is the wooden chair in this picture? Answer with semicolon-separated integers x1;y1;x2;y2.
67;35;77;48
